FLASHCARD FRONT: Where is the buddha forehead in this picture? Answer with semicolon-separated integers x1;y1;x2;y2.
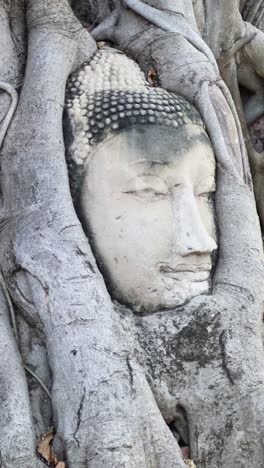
88;124;215;173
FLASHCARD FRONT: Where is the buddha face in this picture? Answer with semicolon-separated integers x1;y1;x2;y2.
80;124;217;312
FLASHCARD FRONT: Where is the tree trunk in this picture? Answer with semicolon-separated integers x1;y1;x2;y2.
0;1;264;467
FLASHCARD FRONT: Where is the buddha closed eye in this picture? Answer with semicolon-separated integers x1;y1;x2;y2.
79;124;217;312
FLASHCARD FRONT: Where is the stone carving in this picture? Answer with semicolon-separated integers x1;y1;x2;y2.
64;47;217;311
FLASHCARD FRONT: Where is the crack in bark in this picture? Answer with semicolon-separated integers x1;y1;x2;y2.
85;260;95;274
17;267;50;296
126;355;134;389
214;281;255;304
73;387;86;447
219;331;235;386
59;224;80;233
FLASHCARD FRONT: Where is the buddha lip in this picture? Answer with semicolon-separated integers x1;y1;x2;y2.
160;267;211;282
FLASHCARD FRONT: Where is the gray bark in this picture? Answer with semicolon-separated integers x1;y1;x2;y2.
0;289;43;468
0;3;43;466
0;1;185;466
0;0;264;467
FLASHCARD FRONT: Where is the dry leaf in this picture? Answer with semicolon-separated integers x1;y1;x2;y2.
37;429;65;467
185;460;196;468
147;68;157;86
97;41;106;49
37;430;54;464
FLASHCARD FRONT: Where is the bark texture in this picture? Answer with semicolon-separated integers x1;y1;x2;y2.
0;1;185;466
0;0;264;467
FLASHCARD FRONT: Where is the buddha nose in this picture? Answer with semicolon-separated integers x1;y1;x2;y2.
171;186;217;257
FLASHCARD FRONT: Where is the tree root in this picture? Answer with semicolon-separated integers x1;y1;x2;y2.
0;268;51;399
0;81;18;149
122;0;218;69
24;364;51;399
218;29;264;227
218;32;257;71
242;0;264;27
244;94;264;125
91;8;119;39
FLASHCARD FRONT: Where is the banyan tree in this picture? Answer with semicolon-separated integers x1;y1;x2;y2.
0;1;264;467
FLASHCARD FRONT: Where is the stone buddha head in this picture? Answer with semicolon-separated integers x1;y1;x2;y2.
64;48;217;312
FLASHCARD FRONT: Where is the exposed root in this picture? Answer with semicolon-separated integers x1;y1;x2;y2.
122;0;218;69
0;269;51;399
218;31;264;225
91;8;119;40
24;365;51;399
196;81;243;181
218;32;257;71
217;79;250;180
244;94;264;125
0;81;18;149
242;0;264;27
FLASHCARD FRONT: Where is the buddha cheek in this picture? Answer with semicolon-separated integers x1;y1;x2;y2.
108;199;173;291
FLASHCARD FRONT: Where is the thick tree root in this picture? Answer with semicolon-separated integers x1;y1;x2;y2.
122;0;218;68
242;0;264;27
0;289;46;468
0;81;18;148
0;1;187;466
218;26;264;227
244;94;264;125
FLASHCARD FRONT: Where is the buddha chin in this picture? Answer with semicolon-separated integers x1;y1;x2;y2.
110;271;212;312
